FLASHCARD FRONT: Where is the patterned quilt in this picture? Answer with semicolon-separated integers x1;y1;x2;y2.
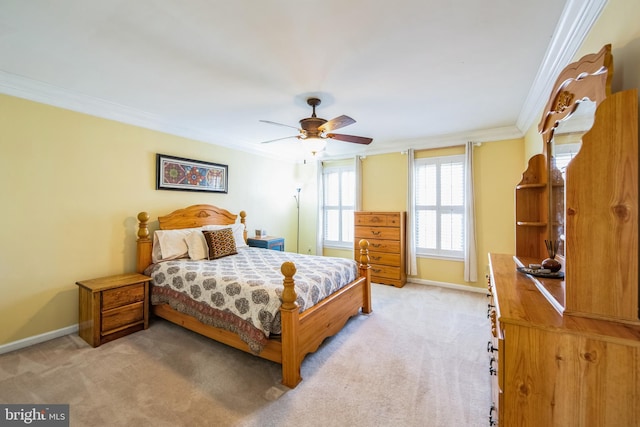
145;247;359;353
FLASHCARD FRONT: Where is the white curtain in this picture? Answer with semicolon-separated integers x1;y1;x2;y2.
406;149;418;276
355;155;363;211
464;142;478;282
315;161;324;255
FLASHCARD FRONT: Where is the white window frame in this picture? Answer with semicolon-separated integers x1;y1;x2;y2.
414;154;465;260
322;165;355;249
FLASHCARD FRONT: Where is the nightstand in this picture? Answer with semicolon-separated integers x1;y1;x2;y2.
247;236;285;251
76;273;151;347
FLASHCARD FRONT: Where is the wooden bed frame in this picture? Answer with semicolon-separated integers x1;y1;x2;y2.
135;204;372;388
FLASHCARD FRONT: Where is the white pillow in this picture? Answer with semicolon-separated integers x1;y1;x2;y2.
232;222;248;248
152;232;163;264
153;223;247;262
154;226;211;261
185;231;208;261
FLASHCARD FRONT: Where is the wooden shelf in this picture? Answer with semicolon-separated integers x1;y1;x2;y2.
516;221;547;227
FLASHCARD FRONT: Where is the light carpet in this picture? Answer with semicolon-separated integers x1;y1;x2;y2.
0;283;491;426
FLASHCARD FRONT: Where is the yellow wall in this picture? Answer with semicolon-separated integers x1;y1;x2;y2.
353;140;523;289
0;94;299;345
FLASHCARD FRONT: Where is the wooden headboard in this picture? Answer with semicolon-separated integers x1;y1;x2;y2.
136;204;247;273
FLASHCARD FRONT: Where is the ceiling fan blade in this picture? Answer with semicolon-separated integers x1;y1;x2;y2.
326;133;373;145
259;120;301;131
318;115;355;132
259;135;299;144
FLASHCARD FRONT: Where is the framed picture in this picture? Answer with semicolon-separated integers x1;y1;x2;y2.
156;154;228;193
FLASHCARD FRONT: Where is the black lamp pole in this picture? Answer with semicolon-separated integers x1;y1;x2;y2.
294;187;301;253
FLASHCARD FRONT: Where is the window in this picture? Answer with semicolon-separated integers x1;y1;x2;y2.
553;141;581;179
414;155;465;258
323;166;355;248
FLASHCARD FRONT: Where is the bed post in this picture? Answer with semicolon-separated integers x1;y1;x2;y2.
359;239;372;314
136;211;152;273
279;261;301;388
239;210;247;243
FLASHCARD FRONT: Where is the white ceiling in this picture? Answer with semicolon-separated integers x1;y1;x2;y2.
0;1;606;161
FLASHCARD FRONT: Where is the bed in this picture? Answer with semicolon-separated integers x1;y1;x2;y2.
135;204;372;388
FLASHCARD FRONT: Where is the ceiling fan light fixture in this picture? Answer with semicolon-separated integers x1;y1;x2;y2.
259;97;373;147
306;138;327;156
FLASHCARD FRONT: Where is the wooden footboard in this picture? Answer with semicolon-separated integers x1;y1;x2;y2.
136;205;371;388
280;243;371;387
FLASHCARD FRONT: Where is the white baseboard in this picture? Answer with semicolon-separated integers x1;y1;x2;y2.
407;278;488;294
0;324;78;355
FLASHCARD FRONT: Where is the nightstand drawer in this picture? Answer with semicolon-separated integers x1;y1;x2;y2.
101;302;145;333
102;283;145;310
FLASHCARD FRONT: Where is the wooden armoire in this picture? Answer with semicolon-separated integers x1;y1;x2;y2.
488;45;640;426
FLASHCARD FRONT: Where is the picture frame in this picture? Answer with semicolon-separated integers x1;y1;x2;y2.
156;154;228;193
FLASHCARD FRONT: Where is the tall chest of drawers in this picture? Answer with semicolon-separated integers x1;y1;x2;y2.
354;211;406;287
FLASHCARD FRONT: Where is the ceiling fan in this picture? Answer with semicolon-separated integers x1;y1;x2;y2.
259;98;373;154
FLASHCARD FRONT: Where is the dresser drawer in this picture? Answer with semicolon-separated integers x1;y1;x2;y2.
369;264;402;280
102;283;145;310
355;238;401;254
367;251;401;267
355;226;400;241
355;213;401;227
101;302;144;333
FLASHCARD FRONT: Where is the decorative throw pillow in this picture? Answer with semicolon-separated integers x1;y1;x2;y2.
202;228;238;260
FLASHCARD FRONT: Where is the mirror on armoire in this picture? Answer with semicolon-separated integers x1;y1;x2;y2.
546;100;596;258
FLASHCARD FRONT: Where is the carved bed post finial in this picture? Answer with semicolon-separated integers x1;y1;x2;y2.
239;210;247;243
281;261;298;310
358;239;372;314
359;239;370;267
280;260;302;387
137;212;150;240
136;211;152;274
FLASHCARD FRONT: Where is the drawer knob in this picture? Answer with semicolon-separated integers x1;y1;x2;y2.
371;230;381;236
489;405;498;425
487;303;495;318
489;357;497;376
487;341;497;353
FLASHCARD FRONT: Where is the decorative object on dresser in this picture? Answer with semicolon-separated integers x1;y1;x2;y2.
247;236;285;251
354;211;406;287
76;273;151;347
136;204;372;388
488;44;640;427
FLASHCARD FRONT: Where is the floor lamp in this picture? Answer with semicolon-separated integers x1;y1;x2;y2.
294;186;301;253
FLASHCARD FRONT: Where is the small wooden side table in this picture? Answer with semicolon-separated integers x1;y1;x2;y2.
247;236;285;251
76;273;151;347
